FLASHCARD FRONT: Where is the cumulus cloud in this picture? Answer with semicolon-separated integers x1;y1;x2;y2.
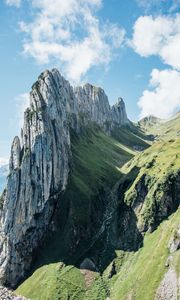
131;14;180;70
138;68;180;119
17;0;125;82
0;157;9;167
5;0;21;7
15;93;30;128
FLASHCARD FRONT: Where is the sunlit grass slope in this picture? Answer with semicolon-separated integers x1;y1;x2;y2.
109;208;180;300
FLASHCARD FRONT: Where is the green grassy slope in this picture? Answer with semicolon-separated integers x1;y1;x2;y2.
31;125;137;267
109;208;180;300
17;209;180;300
111;124;151;150
119;138;180;231
16;264;108;300
16;124;145;300
16;116;180;300
138;113;180;141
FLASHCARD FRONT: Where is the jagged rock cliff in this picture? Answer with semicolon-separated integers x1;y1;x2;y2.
74;84;129;130
0;69;129;287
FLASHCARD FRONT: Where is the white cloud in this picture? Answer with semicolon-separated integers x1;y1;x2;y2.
0;157;9;167
131;14;180;70
138;68;180;119
15;93;30;128
18;0;125;82
5;0;21;7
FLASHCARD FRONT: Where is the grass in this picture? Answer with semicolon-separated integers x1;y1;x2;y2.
111;124;151;150
139;112;180;141
31;125;137;266
16;116;180;300
16;125;140;299
16;264;86;300
118;138;180;231
109;208;180;300
16;262;110;300
17;209;180;300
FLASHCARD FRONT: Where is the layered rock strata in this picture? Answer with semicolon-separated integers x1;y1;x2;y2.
0;69;129;286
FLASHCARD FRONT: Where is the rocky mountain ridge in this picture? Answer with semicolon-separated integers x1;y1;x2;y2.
0;68;129;287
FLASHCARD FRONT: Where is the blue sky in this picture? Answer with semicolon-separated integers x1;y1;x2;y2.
0;0;180;164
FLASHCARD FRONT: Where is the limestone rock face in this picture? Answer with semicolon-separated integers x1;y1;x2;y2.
111;97;129;126
155;268;180;300
0;69;72;286
0;69;129;287
9;137;21;172
0;286;29;300
168;225;180;253
74;84;111;129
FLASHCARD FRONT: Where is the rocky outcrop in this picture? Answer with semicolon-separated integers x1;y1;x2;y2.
168;225;180;253
111;97;129;126
155;268;179;300
9;137;21;172
0;69;72;286
74;84;111;129
0;69;129;287
0;286;29;300
74;85;129;130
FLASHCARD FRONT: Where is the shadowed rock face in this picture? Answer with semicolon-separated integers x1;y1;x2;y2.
0;69;129;287
111;97;129;126
74;85;129;130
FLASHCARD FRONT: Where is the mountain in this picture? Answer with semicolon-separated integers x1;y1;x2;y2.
0;69;179;300
138;113;180;141
0;69;131;287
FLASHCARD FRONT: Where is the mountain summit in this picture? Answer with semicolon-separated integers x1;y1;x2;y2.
0;69;129;287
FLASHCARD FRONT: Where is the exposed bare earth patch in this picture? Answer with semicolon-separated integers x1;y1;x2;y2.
80;269;96;288
155;268;179;300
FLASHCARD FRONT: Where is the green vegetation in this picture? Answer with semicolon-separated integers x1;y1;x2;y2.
111;124;151;150
139;112;180;141
109;209;180;300
16;114;180;300
117;137;180;230
31;125;138;268
16;263;109;300
16;209;180;300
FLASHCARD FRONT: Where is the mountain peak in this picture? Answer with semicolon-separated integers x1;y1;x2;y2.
116;97;125;105
0;68;129;286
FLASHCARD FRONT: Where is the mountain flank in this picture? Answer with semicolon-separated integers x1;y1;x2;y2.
0;69;179;300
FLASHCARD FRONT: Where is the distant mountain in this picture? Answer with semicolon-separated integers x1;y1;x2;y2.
0;164;8;194
138;115;162;129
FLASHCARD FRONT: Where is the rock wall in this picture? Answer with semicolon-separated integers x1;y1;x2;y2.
0;69;129;286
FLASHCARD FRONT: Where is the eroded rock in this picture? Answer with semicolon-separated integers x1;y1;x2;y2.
0;69;129;287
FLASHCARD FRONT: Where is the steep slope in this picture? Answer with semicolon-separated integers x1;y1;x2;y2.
17;209;180;300
16;114;180;300
138;113;180;141
15;124;148;300
0;68;134;287
109;208;180;300
1;68;179;299
118;138;180;232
